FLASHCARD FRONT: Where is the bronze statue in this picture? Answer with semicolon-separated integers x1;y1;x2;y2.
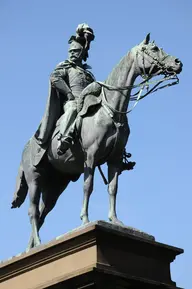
35;23;96;159
11;24;182;250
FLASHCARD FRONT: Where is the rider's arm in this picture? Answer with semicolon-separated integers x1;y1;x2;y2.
50;65;74;100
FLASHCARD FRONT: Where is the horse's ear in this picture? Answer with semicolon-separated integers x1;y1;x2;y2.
141;33;150;45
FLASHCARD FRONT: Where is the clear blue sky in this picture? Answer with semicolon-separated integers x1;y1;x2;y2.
0;1;191;288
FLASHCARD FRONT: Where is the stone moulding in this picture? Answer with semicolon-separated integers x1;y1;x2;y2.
0;221;183;289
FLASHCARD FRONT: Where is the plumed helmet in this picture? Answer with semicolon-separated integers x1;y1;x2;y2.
68;23;95;61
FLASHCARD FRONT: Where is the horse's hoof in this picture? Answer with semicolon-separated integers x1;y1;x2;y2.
109;217;124;226
81;215;90;226
81;220;89;226
57;143;69;155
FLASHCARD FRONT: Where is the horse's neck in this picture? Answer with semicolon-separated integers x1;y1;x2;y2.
105;52;137;114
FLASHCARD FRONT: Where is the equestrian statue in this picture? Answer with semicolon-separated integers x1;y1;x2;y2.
11;24;183;249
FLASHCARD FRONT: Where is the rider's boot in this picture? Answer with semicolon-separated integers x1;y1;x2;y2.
57;100;77;155
57;133;74;155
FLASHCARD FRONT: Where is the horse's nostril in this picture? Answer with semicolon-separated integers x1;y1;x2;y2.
175;58;180;64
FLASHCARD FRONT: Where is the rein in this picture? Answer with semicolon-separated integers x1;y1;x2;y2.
97;47;179;115
97;45;180;185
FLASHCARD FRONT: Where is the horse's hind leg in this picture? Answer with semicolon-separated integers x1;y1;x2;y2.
27;180;41;250
28;178;70;248
39;178;70;229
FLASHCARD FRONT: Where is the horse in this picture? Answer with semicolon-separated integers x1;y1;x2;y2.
12;34;182;249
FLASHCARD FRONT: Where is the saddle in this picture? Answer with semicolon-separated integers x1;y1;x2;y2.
77;81;102;115
77;93;101;117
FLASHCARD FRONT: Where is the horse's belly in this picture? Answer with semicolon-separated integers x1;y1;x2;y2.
50;159;83;175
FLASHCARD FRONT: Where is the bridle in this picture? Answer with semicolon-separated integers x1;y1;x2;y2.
96;45;180;185
98;44;179;115
137;45;172;77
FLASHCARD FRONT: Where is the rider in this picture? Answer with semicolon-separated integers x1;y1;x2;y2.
34;24;95;157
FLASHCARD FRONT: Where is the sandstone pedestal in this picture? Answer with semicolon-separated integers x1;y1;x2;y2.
0;221;183;289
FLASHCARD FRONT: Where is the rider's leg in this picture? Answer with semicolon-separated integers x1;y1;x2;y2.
57;100;77;155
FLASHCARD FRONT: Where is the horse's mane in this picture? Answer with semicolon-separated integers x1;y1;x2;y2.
105;51;133;86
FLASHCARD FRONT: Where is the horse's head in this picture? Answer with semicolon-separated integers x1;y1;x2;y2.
133;34;183;77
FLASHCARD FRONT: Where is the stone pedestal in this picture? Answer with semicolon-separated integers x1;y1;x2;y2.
0;221;183;289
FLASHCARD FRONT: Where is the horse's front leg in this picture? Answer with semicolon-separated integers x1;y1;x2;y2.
108;163;124;226
80;153;95;225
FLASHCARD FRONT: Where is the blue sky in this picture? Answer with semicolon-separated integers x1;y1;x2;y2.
0;1;191;288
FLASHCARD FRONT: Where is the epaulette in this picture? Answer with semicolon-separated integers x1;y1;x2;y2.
83;63;92;70
55;60;73;69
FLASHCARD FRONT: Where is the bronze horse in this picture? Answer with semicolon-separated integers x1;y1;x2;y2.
12;34;182;249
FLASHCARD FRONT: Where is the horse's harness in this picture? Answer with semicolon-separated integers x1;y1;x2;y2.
95;45;179;184
97;45;179;116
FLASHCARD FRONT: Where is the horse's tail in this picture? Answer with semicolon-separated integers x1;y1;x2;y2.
11;163;28;208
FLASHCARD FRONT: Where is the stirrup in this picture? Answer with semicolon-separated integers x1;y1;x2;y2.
57;133;74;144
57;135;74;155
62;135;74;145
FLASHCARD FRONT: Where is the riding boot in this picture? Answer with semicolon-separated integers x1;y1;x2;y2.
57;100;77;155
57;131;75;155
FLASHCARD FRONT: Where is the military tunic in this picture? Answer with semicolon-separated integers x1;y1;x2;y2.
34;60;95;164
50;61;95;102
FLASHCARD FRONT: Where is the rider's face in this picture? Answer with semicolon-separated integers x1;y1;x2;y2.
68;42;83;63
68;48;82;62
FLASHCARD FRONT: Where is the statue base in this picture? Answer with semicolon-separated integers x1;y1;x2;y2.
0;221;183;289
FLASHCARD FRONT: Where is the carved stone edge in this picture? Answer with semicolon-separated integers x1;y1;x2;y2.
34;265;184;289
0;220;183;284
